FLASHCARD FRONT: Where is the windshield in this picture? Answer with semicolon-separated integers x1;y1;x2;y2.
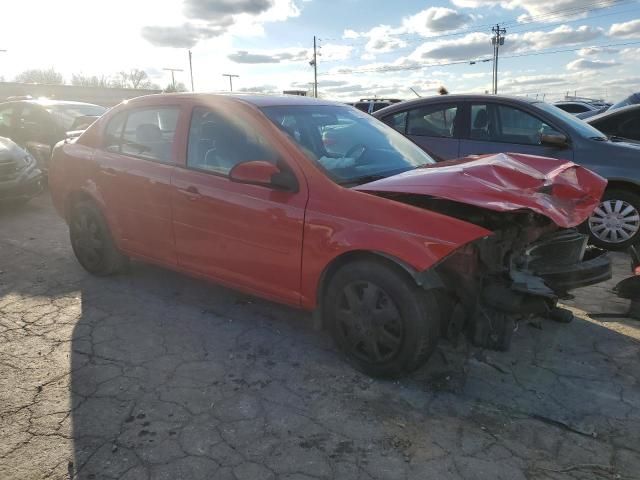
610;93;640;111
261;105;436;185
46;104;106;131
533;101;607;139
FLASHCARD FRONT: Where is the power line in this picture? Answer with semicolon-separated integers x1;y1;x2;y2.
319;39;640;76
325;0;631;48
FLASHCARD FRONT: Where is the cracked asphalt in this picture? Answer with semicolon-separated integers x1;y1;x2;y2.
1;193;640;480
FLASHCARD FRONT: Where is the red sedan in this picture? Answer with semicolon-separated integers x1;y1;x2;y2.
49;94;610;377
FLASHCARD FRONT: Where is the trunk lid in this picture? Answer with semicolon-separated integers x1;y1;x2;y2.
354;153;607;228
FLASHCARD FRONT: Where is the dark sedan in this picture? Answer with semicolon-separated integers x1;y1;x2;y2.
373;94;640;250
0;99;106;173
587;104;640;143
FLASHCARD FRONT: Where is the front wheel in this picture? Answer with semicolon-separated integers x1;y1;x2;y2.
323;260;440;378
588;189;640;250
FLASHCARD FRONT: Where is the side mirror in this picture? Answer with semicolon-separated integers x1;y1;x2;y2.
540;132;569;148
229;160;298;192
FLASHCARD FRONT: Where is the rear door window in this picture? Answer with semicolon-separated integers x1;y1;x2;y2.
111;107;179;163
382;111;408;133
407;104;458;138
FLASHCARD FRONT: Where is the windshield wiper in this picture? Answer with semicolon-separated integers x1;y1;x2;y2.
608;135;628;142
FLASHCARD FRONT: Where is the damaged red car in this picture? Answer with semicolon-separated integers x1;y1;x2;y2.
48;94;611;378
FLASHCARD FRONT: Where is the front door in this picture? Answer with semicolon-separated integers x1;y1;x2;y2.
459;102;573;161
95;105;181;265
171;105;307;305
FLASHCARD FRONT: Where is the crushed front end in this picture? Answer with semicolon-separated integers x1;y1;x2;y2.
432;208;610;350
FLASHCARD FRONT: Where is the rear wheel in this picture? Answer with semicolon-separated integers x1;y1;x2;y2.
323;260;440;378
588;189;640;250
69;200;127;275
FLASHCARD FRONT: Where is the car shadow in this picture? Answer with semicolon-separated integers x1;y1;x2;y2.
62;258;640;478
2;196;639;478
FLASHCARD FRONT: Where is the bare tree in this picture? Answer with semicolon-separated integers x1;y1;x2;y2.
71;73;111;88
163;82;188;93
111;69;159;90
14;68;64;85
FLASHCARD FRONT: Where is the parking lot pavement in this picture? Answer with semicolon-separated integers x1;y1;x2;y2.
1;193;639;480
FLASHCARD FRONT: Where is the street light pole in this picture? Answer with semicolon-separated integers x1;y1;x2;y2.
163;68;183;90
188;50;194;92
222;73;239;92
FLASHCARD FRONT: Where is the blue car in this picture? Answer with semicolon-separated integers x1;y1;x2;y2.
374;94;640;250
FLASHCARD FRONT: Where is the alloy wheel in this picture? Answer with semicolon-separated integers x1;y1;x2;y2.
336;281;404;363
589;199;640;244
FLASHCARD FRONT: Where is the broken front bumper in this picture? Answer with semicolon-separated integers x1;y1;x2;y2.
517;230;611;296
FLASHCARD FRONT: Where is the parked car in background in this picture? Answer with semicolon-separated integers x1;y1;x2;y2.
577;92;640;120
373;94;640;250
0;136;43;205
554;100;600;115
350;98;402;114
49;93;610;377
586;104;640;143
0;99;106;173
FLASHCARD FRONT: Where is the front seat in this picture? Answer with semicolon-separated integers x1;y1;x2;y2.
471;109;490;140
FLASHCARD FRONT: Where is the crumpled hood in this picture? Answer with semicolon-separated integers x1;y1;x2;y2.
354;153;607;228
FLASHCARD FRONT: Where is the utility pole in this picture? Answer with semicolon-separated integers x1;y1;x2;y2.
188;50;194;92
309;36;318;98
222;73;239;92
163;68;183;90
491;24;506;95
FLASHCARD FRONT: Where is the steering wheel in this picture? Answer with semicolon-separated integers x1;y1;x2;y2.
345;143;367;163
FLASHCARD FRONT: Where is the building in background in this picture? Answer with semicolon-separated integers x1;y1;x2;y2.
0;82;161;107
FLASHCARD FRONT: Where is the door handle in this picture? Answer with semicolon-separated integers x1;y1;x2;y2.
101;167;117;176
179;185;201;200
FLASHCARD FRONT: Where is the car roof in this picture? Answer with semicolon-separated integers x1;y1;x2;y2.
123;92;346;108
371;94;540;115
587;103;640;122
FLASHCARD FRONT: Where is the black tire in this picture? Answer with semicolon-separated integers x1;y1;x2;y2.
587;189;640;251
323;260;440;378
69;200;127;276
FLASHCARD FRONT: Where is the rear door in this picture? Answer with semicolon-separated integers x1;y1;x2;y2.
458;102;573;161
95;105;182;265
380;102;462;160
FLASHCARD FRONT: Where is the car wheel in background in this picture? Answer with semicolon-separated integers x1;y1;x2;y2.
323;259;440;378
69;200;128;275
588;189;640;250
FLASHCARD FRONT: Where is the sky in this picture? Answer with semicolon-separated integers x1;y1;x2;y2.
1;0;639;102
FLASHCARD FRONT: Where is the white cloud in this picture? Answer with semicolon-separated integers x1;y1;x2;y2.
228;48;309;64
320;44;354;61
363;25;407;56
567;58;620;70
609;19;640;38
450;0;618;23
515;25;603;50
402;7;473;36
342;29;361;39
143;0;300;48
578;46;619;56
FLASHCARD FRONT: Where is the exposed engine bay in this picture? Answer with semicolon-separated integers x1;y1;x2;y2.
383;194;612;350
